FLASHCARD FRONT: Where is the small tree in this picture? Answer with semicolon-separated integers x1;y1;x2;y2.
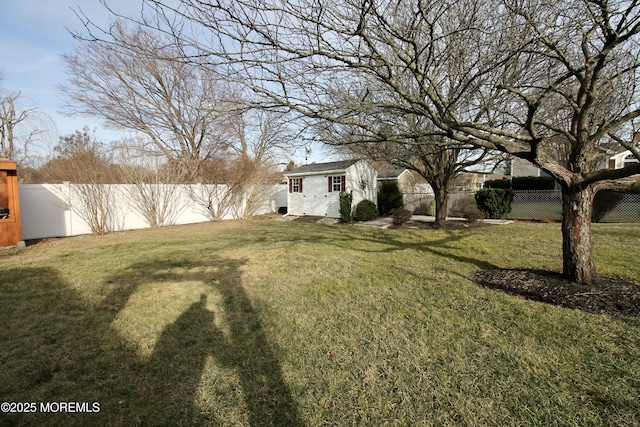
377;180;404;216
188;183;235;221
116;140;192;227
42;127;123;234
339;191;353;223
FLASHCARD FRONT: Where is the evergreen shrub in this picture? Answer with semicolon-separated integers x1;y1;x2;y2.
378;181;404;215
355;199;378;221
339;191;353;223
485;176;556;190
475;188;515;219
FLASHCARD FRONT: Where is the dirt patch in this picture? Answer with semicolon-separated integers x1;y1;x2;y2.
474;269;640;317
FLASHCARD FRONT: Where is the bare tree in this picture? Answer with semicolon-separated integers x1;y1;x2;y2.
125;0;640;285
60;20;236;175
223;109;292;218
188;182;235;221
326;111;495;226
0;90;52;166
42;127;123;234
115;137;193;227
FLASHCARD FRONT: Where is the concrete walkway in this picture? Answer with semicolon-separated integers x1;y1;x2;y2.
356;215;513;228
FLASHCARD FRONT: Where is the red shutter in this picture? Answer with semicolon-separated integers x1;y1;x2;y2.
328;176;332;192
299;178;303;193
289;178;292;193
341;175;346;192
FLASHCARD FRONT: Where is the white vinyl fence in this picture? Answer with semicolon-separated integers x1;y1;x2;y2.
19;183;288;240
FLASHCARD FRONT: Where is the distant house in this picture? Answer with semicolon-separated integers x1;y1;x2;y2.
510;136;640;178
376;168;435;212
608;149;640;169
510;157;552;178
284;159;378;218
376;168;416;193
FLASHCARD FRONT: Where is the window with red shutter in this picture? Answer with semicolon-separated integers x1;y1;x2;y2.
328;176;342;192
290;178;302;192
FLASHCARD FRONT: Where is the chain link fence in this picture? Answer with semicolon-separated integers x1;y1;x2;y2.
404;191;479;216
508;190;640;223
403;189;640;223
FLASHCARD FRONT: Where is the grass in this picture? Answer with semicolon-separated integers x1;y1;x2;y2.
1;220;639;426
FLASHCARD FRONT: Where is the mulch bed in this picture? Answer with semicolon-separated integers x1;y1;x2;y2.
474;269;640;317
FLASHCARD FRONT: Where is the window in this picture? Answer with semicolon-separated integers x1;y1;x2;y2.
331;176;342;192
289;178;303;193
328;175;346;192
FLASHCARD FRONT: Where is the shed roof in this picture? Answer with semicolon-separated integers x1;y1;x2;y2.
285;159;360;176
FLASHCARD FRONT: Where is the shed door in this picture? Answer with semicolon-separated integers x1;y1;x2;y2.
304;193;326;216
303;177;327;216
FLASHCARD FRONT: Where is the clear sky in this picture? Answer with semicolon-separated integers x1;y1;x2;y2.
0;0;151;150
0;0;332;164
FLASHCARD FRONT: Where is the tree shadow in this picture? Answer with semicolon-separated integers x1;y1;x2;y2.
0;256;302;426
263;221;500;271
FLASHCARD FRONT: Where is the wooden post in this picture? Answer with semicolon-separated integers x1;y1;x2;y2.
0;159;24;247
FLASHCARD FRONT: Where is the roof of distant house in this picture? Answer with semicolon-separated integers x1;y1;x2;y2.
377;168;407;180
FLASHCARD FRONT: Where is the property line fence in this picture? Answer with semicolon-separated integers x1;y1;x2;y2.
18;183;288;240
403;189;640;223
509;190;563;221
508;190;640;223
403;191;478;216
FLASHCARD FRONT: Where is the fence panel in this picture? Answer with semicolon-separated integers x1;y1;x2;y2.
19;183;288;240
507;190;640;223
599;193;640;223
508;190;563;221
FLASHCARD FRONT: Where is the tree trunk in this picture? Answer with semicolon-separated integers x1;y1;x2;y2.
432;184;449;228
561;185;598;285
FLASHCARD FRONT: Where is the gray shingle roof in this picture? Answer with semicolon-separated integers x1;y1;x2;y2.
285;159;360;176
377;168;406;179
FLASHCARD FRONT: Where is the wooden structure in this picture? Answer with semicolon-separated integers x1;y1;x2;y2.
0;159;24;247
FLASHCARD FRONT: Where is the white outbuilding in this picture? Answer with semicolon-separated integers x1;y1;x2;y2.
284;159;378;218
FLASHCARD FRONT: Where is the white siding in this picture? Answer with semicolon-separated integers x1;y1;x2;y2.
346;160;378;211
285;160;378;218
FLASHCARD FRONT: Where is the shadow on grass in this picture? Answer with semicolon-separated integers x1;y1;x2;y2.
0;257;302;426
266;221;500;271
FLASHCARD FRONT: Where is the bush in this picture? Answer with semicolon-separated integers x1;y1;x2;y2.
412;199;431;215
391;208;412;225
464;211;485;223
485;176;556;190
475;188;515;219
427;199;436;216
377;181;404;215
355;199;378;221
339;191;353;223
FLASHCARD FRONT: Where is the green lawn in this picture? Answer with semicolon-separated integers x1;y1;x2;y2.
1;220;639;426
